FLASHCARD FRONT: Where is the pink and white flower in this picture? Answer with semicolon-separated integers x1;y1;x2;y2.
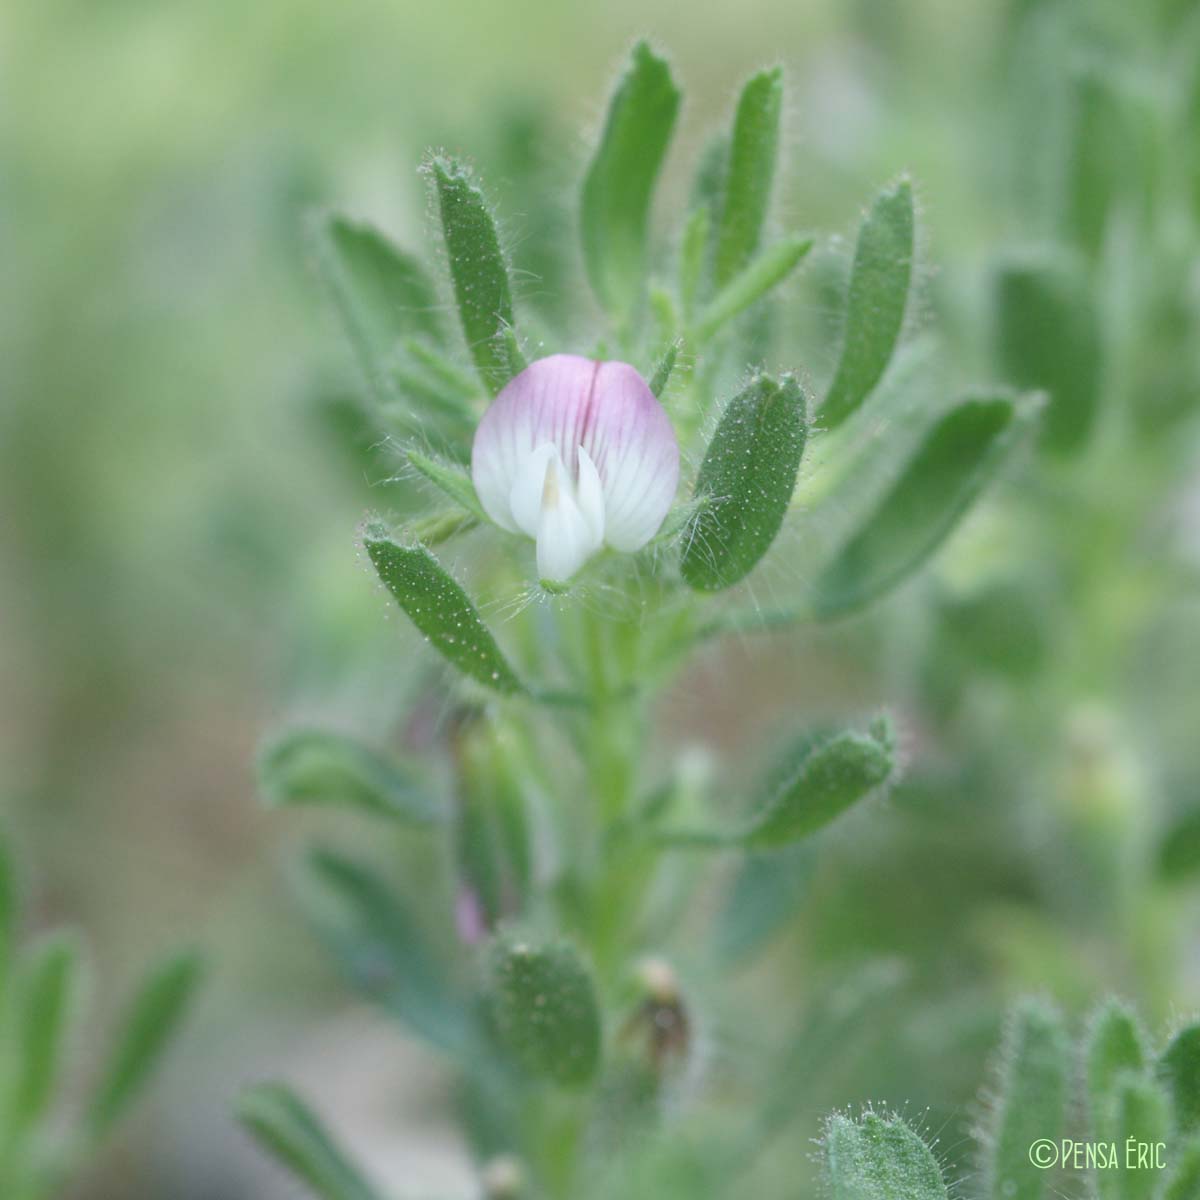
471;355;680;582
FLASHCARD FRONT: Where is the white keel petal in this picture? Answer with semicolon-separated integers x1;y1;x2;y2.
535;455;603;582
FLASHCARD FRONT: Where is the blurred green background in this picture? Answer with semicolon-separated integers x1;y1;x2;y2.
4;0;1200;1195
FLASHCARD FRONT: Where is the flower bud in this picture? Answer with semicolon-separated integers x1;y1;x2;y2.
621;956;690;1071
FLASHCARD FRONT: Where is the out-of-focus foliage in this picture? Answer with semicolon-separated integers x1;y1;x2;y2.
3;0;1200;1196
824;996;1200;1200
0;836;202;1200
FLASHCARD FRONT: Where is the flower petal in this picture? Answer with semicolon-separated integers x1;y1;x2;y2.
508;442;558;538
472;355;599;532
535;454;603;582
585;362;679;551
576;445;606;545
471;354;680;566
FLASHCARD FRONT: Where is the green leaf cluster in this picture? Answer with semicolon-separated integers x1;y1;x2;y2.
0;834;203;1200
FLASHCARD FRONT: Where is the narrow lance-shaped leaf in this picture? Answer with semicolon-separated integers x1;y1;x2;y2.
581;41;681;319
237;1083;385;1200
87;950;204;1136
258;729;444;826
746;722;895;848
313;215;448;401
407;509;478;548
406;448;488;522
303;849;472;1055
402;336;479;398
714;67;783;287
7;932;83;1133
648;341;678;398
824;1110;949;1200
429;156;524;394
365;531;522;694
658;722;894;850
1160;1025;1200;1133
692;235;812;342
388;338;480;447
813;393;1038;618
821;180;915;430
311;217;478;452
1111;1075;1170;1200
994;252;1101;456
984;998;1070;1200
487;930;602;1087
682;374;807;591
1087;999;1148;1138
1087;999;1153;1200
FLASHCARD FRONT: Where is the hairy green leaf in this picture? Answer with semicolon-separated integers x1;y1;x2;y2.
487;930;601;1087
365;532;522;694
314;214;447;398
1087;999;1148;1136
581;41;681;318
824;1110;948;1200
1112;1075;1170;1200
429;156;524;393
237;1083;384;1200
1087;1000;1154;1200
692;236;812;342
984;998;1070;1200
746;723;895;848
681;374;808;591
813;394;1036;618
87;950;203;1135
1160;1025;1200;1132
994;252;1102;455
649;341;679;399
714;67;783;286
407;509;478;547
312;215;479;451
406;448;487;521
258;729;443;826
386;338;479;447
821;180;915;430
